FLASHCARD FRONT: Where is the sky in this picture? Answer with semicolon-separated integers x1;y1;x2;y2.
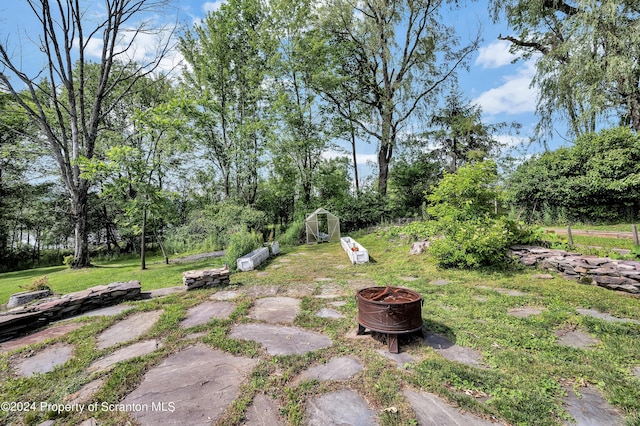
0;0;565;180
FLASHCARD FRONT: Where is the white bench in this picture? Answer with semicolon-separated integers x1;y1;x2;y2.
341;237;369;264
237;247;270;271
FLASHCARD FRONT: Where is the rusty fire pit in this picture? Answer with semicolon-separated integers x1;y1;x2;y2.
356;286;423;353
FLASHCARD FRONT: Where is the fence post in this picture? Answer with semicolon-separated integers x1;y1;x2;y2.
567;225;573;246
633;224;639;246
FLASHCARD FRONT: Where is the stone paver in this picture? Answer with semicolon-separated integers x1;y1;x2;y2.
564;385;624;425
330;300;347;307
431;279;451;286
377;349;416;368
65;378;105;404
577;309;640;325
0;323;82;353
243;393;284;425
508;307;545;318
210;290;243;301
230;324;332;356
555;329;600;349
531;274;554;280
88;340;160;372
316;308;344;319
14;343;74;377
249;297;300;324
424;333;485;368
77;304;132;318
247;285;280;297
403;389;496;425
314;284;343;299
122;345;258;425
294;356;363;384
96;310;162;350
180;301;235;328
399;276;420;282
632;366;640;380
306;389;378;426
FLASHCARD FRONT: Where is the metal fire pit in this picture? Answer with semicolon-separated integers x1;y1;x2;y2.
356;286;423;353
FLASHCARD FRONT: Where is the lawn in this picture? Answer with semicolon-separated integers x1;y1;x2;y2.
0;254;226;307
1;231;640;425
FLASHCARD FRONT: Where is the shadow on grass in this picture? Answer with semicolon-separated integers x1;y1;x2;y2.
1;266;67;279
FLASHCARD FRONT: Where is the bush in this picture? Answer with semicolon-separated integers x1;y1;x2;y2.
281;220;305;246
428;216;538;268
225;229;262;271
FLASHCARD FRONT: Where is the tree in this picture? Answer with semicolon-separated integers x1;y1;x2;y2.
491;0;640;137
180;0;271;205
507;127;640;223
81;75;188;269
428;87;515;172
316;0;478;196
268;0;333;208
0;0;174;267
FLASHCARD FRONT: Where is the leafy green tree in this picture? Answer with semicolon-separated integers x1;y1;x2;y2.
0;0;174;267
268;0;334;208
315;0;479;196
491;0;640;136
388;151;441;217
180;0;272;204
508;127;640;223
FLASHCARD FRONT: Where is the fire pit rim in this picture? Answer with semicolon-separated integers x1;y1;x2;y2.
356;286;423;305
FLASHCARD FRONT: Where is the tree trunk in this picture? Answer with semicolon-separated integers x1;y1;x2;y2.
71;186;91;268
140;206;147;270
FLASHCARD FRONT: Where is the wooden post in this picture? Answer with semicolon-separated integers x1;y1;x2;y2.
633;224;639;246
567;225;573;246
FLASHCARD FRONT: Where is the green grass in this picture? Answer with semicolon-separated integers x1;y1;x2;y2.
1;233;640;425
0;253;225;306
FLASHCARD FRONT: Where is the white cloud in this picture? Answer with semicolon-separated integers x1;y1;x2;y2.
493;134;529;148
81;24;184;77
473;60;538;115
202;1;225;13
475;40;519;69
322;150;377;165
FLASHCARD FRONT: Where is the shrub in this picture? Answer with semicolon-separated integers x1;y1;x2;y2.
281;220;305;246
428;216;537;268
63;255;76;268
225;229;262;271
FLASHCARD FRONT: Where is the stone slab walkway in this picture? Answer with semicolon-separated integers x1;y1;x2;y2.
306;389;378;426
122;345;258;425
96;310;162;350
403;389;496;425
14;343;75;377
230;324;332;356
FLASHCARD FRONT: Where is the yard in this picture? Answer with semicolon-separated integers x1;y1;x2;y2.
1;231;640;425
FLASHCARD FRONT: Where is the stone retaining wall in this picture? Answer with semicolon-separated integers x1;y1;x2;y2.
182;267;230;290
510;245;640;294
0;281;141;342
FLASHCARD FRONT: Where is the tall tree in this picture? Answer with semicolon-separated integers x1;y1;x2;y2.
269;0;332;208
491;0;640;136
0;0;173;267
428;87;515;172
180;0;271;205
316;0;478;196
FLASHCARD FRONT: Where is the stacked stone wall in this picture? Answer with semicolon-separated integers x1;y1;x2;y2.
510;245;640;294
182;267;230;290
0;281;141;341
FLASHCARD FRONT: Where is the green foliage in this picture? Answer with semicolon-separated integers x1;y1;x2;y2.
427;160;501;221
388;151;440;217
281;220;305;246
164;203;268;254
63;255;76;268
428;216;537;268
508;127;640;223
411;161;540;268
225;229;262;271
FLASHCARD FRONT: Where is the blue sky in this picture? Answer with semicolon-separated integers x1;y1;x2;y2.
1;0;562;179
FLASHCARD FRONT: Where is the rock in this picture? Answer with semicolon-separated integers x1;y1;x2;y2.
404;389;495;426
7;289;52;308
96;310;163;350
306;389;378;426
410;241;429;255
14;343;75;377
230;324;331;356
